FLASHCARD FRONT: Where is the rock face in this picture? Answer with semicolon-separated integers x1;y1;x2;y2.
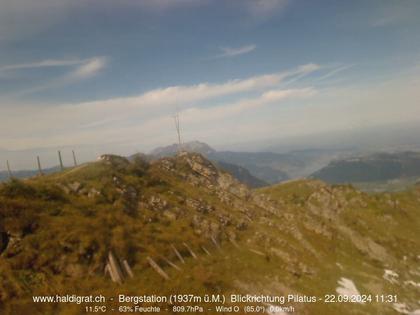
183;152;218;181
155;152;251;195
185;198;214;213
149;141;277;187
68;182;82;193
148;195;168;211
215;161;268;188
151;141;216;157
177;152;251;198
98;154;130;167
191;215;221;238
1;232;21;257
217;172;250;199
87;188;101;198
151;152;254;238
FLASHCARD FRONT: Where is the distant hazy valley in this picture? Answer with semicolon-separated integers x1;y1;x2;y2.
3;140;420;194
149;141;420;192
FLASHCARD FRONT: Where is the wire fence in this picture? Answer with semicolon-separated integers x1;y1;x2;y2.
1;149;81;182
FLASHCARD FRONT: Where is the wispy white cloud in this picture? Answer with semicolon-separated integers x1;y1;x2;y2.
2;63;420;161
281;63;321;86
68;57;107;79
217;44;256;58
178;87;316;124
85;63;318;115
0;63;321;150
74;63;318;113
0;58;86;72
5;57;107;96
316;64;354;82
0;57;106;75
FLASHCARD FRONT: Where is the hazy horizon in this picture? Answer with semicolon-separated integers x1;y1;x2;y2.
1;121;420;171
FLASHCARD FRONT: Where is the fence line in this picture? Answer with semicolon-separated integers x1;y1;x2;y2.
0;150;81;181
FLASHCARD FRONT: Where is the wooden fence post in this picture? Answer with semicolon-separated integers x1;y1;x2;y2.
171;244;185;264
6;160;12;179
37;156;43;175
122;260;134;278
160;255;182;271
211;236;221;251
183;242;198;259
107;251;124;284
201;246;211;256
72;150;78;167
146;256;170;280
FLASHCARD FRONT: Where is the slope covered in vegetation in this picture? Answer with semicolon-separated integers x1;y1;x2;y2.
311;151;420;184
0;153;419;315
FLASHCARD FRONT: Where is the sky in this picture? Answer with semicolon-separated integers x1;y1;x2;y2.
0;0;420;169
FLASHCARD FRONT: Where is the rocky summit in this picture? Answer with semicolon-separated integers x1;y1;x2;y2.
0;153;419;315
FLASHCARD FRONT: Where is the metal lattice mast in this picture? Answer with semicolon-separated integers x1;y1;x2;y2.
174;113;183;152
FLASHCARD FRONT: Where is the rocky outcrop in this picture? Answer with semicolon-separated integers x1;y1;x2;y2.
0;231;9;255
154;152;252;204
97;155;130;170
1;232;22;257
191;215;221;238
145;195;166;211
185;198;214;213
182;152;218;181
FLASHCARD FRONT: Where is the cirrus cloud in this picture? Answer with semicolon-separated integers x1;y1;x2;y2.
0;63;320;150
3;56;107;96
217;44;257;58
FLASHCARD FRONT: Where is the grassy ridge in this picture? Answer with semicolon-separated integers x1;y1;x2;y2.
0;154;419;314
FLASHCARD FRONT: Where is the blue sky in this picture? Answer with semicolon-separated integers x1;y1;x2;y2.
0;0;420;168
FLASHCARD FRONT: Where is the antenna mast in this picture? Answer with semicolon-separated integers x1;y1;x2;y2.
174;113;183;152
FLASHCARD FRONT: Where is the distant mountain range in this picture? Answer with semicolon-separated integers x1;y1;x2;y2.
151;141;216;157
2;142;287;188
213;160;268;188
311;151;420;185
150;141;291;187
150;141;344;186
7;142;420;192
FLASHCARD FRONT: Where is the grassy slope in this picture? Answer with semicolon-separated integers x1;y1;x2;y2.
0;154;419;315
257;180;420;314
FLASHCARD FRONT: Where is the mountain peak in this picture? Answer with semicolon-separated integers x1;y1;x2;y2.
150;140;216;157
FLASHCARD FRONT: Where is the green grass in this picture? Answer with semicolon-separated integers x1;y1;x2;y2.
1;155;419;314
